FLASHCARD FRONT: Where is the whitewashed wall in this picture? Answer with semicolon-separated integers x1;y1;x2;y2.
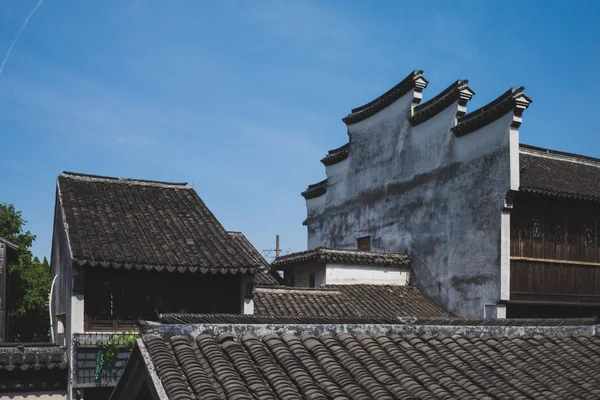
325;263;408;285
305;85;526;317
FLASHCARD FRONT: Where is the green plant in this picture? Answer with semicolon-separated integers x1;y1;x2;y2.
95;331;140;381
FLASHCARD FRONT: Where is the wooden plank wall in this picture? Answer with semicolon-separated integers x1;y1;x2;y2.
510;194;600;304
511;194;600;263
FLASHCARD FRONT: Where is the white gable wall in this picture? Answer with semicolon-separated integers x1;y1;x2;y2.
305;85;526;317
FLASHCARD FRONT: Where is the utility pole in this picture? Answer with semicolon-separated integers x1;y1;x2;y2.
262;234;291;262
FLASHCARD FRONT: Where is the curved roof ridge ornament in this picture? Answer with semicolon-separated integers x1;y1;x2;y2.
342;70;429;125
410;79;475;126
452;87;532;137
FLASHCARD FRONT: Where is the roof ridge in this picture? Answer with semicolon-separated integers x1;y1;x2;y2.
60;171;191;188
520;144;600;167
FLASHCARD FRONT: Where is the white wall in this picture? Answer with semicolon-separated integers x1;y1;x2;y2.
325;263;408;285
305;83;527;317
290;264;326;288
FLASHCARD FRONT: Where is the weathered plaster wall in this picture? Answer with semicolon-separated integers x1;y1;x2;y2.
325;263;408;285
306;89;520;317
290;264;326;288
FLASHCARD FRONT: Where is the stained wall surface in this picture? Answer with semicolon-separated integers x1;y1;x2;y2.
305;86;523;317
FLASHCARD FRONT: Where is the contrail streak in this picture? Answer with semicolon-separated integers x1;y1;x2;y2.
0;0;44;78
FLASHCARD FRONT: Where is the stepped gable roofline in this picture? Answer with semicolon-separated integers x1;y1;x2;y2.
452;86;532;137
410;79;475;126
61;171;190;188
0;344;67;370
321;142;349;166
342;70;429;125
58;172;260;274
301;179;327;199
271;247;410;268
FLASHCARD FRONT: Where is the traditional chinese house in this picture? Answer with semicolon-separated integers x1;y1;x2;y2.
49;172;262;398
298;69;600;319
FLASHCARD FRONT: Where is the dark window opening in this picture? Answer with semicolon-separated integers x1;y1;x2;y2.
287;270;295;287
357;236;371;251
309;273;316;288
84;268;242;330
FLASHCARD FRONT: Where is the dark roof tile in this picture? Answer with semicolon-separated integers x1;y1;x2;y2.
253;285;449;318
272;248;409;268
58;172;260;274
519;145;600;202
130;328;600;400
228;232;284;286
0;345;67;371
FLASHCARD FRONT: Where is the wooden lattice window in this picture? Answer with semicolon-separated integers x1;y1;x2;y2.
555;221;564;243
309;273;316;288
356;236;371;251
520;219;531;240
532;218;542;241
543;218;554;242
584;223;594;247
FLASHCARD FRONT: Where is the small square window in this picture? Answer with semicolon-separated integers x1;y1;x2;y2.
356;236;371;251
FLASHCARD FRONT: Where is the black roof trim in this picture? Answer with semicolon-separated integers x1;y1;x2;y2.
61;171;189;188
155;313;597;326
301;179;327;199
410;80;475;126
452;87;532;137
342;70;429;126
272;247;410;268
321;143;350;166
520;143;600;165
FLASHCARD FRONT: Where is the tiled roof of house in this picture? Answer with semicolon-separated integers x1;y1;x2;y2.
118;322;600;400
57;172;260;274
0;344;67;371
254;285;449;318
155;314;596;326
272;248;410;268
227;232;284;286
519;144;600;202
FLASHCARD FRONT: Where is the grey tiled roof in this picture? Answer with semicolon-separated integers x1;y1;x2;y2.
254;285;449;318
135;327;600;399
519;145;600;201
57;172;260;274
272;248;410;268
227;232;284;286
0;344;67;371
156;313;596;327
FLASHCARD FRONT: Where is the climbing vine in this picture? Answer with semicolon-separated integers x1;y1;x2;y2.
95;331;140;381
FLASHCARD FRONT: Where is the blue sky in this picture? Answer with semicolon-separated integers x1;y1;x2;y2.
1;1;599;259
